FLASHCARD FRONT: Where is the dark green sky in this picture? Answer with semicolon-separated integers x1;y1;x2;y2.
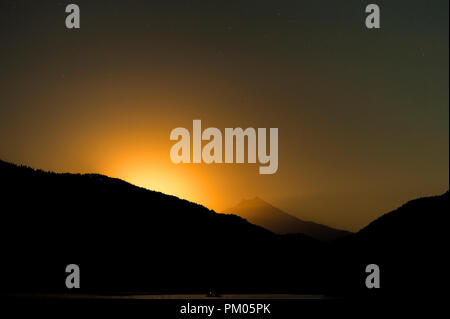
0;1;448;230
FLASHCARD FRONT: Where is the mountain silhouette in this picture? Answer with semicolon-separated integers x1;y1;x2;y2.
0;159;323;295
0;159;447;299
224;197;351;241
358;191;448;240
330;191;448;297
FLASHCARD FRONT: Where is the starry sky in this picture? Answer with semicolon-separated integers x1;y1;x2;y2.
0;0;448;231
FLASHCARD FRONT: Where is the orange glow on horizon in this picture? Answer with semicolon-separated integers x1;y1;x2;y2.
105;158;216;210
1;61;446;233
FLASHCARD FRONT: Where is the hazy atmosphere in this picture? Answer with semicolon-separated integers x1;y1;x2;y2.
0;0;448;231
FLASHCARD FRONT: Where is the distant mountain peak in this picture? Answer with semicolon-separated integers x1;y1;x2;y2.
237;196;268;206
224;197;351;241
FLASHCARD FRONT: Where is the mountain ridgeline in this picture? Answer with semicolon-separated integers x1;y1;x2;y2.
0;159;447;297
223;197;351;241
0;160;321;294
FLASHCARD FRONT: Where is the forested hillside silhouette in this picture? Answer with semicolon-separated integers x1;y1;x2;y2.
329;191;448;298
0;159;447;298
0;160;323;294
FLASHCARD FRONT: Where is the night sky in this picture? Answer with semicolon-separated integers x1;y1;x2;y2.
0;1;448;231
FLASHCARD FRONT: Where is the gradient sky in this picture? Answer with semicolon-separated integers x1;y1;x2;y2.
0;1;448;231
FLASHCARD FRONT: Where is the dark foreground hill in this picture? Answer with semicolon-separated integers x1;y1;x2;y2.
330;191;448;298
224;197;351;241
0;159;447;299
0;160;323;294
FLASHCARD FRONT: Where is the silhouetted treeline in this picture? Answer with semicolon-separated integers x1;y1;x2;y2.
0;159;447;299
